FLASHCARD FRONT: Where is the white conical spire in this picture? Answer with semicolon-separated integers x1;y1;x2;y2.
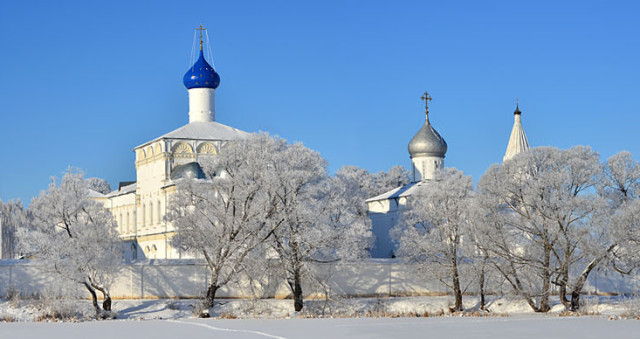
503;102;530;162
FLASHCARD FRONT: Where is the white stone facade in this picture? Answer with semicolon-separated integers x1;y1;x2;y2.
95;124;248;260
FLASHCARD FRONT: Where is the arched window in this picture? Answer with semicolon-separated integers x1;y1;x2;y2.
151;245;158;259
142;204;146;226
119;214;123;230
126;212;130;233
157;200;162;224
131;243;137;261
149;202;154;225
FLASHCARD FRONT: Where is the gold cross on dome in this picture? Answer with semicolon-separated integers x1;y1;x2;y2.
196;25;207;50
420;91;432;116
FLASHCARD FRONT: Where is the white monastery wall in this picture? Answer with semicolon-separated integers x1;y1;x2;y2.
1;260;637;300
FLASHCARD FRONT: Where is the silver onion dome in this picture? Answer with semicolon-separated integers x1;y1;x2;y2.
408;119;448;158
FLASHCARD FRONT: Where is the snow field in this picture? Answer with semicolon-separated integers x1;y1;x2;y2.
1;316;640;339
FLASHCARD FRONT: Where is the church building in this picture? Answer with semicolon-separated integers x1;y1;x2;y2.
91;27;531;261
366;92;447;258
366;95;530;258
93;28;249;260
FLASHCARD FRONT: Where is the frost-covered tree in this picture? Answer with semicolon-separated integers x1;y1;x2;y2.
0;199;27;259
328;169;375;250
18;169;122;317
373;165;411;194
608;199;640;274
332;166;375;227
86;177;112;195
334;165;410;199
266;143;340;312
599;151;640;206
332;164;410;228
574;151;640;309
393;168;473;311
475;146;613;312
256;142;371;312
168;134;282;315
169;134;371;313
565;149;640;310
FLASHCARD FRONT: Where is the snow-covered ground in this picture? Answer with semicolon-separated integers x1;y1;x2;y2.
1;296;639;338
0;295;626;321
1;316;640;339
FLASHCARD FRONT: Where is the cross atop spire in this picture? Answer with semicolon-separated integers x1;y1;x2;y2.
196;25;207;50
420;91;432;118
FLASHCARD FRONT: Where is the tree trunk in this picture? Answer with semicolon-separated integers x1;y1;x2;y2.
89;282;112;312
204;283;219;312
570;257;601;311
479;258;487;311
83;282;101;316
88;280;112;314
293;280;304;312
557;271;570;309
451;253;463;311
288;269;304;312
538;246;551;313
102;293;112;312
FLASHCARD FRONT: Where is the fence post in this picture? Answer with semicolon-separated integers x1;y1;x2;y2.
388;262;392;297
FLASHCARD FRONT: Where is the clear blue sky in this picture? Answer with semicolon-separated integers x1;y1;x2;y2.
1;0;639;203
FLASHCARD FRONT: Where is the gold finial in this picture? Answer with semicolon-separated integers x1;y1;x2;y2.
196;25;207;51
420;91;432;117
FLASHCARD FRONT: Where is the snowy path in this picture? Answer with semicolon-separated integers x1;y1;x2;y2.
1;316;639;338
167;319;287;338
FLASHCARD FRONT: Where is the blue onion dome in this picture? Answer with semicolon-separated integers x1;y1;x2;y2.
183;49;220;89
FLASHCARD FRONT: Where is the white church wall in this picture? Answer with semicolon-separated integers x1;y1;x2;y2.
368;211;399;258
107;192;136;236
367;196;409;259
